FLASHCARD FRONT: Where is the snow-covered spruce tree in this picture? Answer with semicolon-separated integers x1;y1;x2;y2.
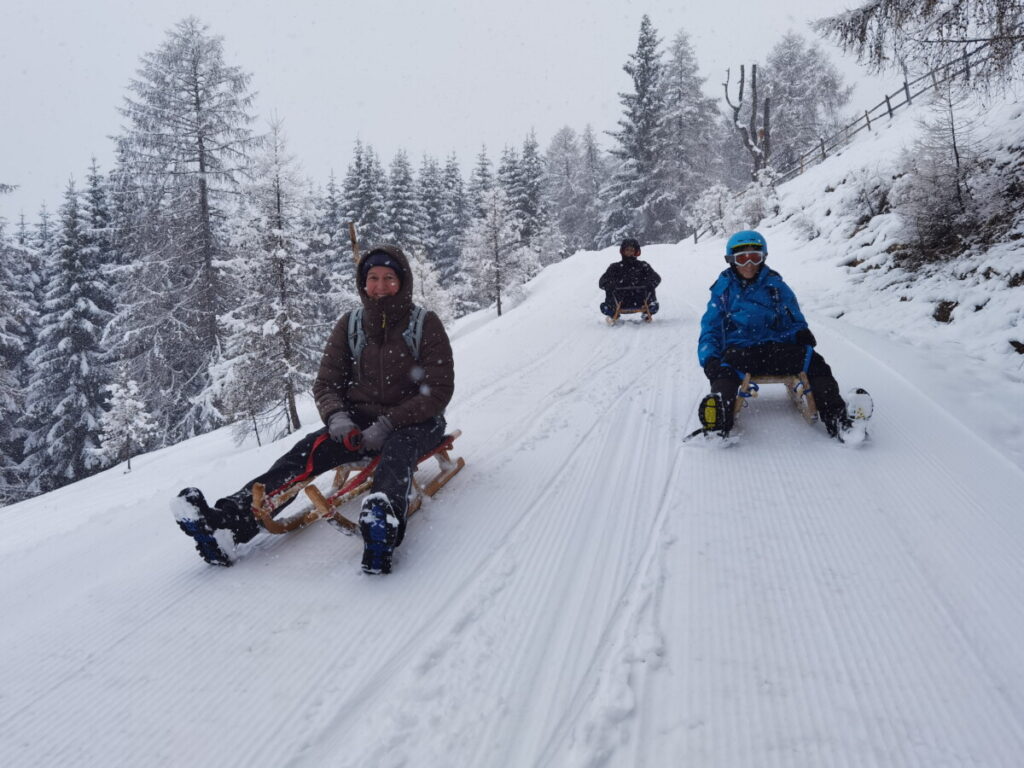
343;141;388;250
656;29;722;241
435;153;468;287
111;16;259;442
218;119;320;438
513;132;548;251
459;187;539;317
382;149;425;253
305;172;359;327
22;180;113;493
814;0;1024;84
95;375;157;472
417;154;445;264
467;146;494;222
601;14;670;246
762;32;852;174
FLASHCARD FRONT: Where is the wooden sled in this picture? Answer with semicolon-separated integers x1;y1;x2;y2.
607;301;653;325
734;373;818;424
250;430;465;535
606;286;654;325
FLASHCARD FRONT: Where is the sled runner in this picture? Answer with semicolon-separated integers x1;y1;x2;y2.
734;372;818;424
250;430;465;535
606;286;654;325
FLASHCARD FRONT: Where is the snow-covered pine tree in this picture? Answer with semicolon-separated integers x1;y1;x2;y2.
435;153;468;287
459;187;539;317
112;16;259;441
417;154;445;264
544;126;588;255
657;29;721;240
303;172;358;326
601;14;668;246
762;32;852;174
22;179;112;493
382;149;424;253
0;221;34;503
218;119;320;438
579;125;610;250
95;375;157;472
514;132;548;251
407;246;454;324
344;143;388;249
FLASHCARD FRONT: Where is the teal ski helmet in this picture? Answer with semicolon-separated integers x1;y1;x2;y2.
725;230;768;264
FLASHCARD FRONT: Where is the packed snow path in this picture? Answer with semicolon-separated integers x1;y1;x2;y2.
3;240;1024;767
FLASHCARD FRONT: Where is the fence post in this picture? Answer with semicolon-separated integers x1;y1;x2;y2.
964;49;970;82
865;110;872;131
904;81;912;105
819;138;827;161
885;95;893;118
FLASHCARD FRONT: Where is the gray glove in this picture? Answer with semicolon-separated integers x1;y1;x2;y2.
360;417;393;452
327;412;358;443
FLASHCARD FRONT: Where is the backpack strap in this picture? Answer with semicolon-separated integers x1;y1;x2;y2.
347;308;366;378
402;305;428;360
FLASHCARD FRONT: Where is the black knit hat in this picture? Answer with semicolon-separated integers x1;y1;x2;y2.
620;237;641;254
359;249;404;287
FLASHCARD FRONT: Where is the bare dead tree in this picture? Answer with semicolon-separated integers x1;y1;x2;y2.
724;65;772;180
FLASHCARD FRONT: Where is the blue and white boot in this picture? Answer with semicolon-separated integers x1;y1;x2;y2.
359;493;400;575
171;488;236;566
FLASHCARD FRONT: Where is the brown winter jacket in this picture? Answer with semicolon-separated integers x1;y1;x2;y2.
312;245;455;430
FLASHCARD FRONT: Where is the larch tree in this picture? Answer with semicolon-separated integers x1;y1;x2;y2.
111;16;259;441
762;32;852;173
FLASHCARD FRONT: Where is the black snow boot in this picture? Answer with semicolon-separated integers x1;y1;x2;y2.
359;494;400;574
172;488;235;566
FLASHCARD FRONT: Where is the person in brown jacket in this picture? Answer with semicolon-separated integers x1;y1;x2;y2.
173;244;455;574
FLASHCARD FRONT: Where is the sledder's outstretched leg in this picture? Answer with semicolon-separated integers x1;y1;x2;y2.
172;487;259;566
172;428;361;565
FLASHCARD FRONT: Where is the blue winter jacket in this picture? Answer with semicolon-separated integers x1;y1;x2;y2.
697;266;810;366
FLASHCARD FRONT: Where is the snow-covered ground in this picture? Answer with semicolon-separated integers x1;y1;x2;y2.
3;95;1024;767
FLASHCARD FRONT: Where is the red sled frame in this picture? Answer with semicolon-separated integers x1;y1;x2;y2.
250;430;465;535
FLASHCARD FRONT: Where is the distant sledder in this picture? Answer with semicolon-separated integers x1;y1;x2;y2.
599;237;661;324
690;230;872;443
172;245;463;574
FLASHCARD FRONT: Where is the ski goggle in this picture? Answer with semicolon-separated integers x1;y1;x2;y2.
732;249;764;266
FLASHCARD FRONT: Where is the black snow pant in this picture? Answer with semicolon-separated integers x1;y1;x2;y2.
217;415;447;543
708;343;845;431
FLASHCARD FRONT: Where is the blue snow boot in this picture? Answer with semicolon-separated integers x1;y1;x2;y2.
359;494;399;575
172;488;234;566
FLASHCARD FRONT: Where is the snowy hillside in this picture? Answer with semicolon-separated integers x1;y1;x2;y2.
4;96;1024;767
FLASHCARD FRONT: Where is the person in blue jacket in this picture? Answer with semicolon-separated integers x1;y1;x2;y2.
697;230;853;439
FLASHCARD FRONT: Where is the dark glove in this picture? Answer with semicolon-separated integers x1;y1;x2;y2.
328;412;361;450
702;357;723;380
360;417;393;452
794;328;817;347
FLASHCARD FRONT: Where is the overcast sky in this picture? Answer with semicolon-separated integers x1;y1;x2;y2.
0;0;885;221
